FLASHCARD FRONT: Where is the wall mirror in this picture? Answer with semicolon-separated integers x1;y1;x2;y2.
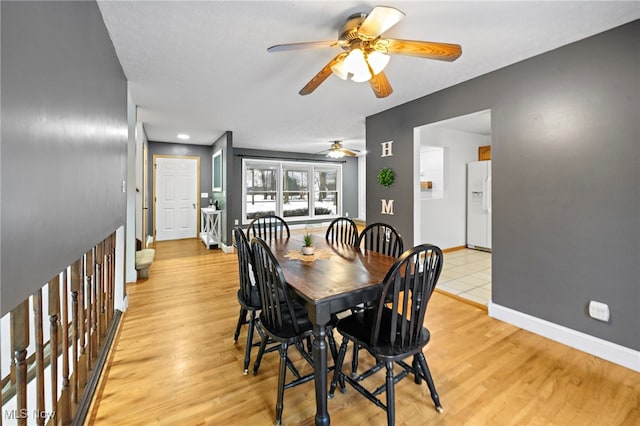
212;149;223;192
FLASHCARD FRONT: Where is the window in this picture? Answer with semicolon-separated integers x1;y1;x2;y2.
242;159;342;222
245;162;277;219
314;168;338;216
282;166;309;217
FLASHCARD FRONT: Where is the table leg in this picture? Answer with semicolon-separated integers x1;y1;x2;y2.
312;323;330;426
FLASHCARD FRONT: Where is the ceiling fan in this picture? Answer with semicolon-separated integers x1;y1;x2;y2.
318;141;360;158
267;6;462;98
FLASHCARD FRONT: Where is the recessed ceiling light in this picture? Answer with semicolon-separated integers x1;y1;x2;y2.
177;133;190;140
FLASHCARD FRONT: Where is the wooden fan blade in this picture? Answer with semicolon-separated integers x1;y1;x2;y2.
267;41;339;52
369;71;393;98
342;149;358;157
358;6;405;39
299;52;348;96
376;38;462;61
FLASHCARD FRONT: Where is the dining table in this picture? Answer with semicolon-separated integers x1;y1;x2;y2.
267;231;397;426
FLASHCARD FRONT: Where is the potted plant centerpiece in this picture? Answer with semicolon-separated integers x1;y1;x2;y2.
301;233;315;255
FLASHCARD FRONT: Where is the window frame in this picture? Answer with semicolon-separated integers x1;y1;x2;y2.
241;158;342;224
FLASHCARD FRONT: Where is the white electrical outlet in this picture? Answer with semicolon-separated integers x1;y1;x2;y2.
345;212;349;217
234;219;239;225
588;300;610;322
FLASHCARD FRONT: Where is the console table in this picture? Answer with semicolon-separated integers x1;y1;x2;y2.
200;207;221;249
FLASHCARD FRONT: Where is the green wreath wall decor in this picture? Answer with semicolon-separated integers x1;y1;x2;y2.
377;167;395;188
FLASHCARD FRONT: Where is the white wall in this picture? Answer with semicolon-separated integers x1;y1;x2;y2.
126;88;137;283
417;126;490;249
135;120;144;244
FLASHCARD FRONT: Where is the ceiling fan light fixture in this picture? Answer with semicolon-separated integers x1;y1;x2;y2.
327;150;346;158
330;60;349;80
344;48;371;82
350;70;372;83
367;50;390;75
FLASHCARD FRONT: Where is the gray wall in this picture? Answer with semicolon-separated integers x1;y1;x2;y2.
146;142;213;238
211;132;233;245
230;148;359;231
366;21;639;350
1;1;128;315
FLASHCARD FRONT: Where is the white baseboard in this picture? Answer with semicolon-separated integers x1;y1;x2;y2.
220;242;234;254
488;302;640;372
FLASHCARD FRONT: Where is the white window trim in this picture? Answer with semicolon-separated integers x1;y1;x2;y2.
241;158;343;224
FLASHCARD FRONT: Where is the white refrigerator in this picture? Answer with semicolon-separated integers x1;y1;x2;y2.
467;160;492;251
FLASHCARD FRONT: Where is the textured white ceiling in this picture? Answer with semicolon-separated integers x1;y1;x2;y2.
97;1;639;154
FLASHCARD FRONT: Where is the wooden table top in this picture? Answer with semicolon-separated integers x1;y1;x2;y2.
267;232;396;305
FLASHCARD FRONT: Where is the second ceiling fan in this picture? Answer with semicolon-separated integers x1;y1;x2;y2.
317;141;360;158
267;6;462;98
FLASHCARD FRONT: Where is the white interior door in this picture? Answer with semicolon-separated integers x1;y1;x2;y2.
155;157;198;241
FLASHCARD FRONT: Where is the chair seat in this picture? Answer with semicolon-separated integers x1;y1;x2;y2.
336;307;430;361
237;286;261;310
260;299;313;341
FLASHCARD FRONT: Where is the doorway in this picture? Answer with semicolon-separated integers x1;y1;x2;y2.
413;109;492;305
153;156;200;241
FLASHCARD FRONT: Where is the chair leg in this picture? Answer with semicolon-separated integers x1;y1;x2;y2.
327;330;338;363
412;355;422;384
234;307;247;343
275;343;288;426
329;338;349;398
242;311;256;375
385;361;395;426
416;352;443;413
351;343;360;378
327;332;345;393
253;335;269;375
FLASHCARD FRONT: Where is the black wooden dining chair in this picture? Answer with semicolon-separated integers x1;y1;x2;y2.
357;222;404;257
351;222;405;376
235;227;307;378
247;214;290;242
232;226;265;375
325;216;359;246
250;237;340;425
329;244;445;425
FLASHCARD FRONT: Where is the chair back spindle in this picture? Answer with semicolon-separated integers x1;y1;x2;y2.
358;223;404;258
247;215;290;242
251;237;302;338
326;217;359;246
372;244;443;349
234;226;256;305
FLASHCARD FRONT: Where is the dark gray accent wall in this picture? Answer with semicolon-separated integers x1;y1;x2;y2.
367;21;639;350
230;148;359;229
146;142;212;238
211;131;233;245
1;1;128;315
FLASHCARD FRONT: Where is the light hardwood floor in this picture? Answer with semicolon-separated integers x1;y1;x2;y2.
87;238;639;425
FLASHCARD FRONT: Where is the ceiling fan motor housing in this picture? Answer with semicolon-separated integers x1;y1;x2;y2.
339;13;368;44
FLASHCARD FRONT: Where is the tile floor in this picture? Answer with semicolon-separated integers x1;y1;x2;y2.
438;248;492;305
